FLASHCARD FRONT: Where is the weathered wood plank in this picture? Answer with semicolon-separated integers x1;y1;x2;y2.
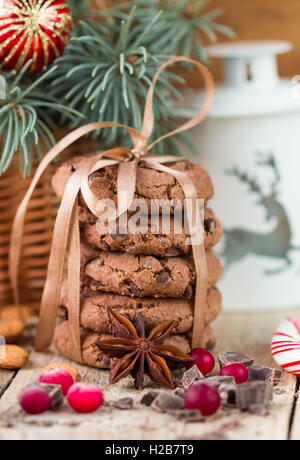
0;312;297;440
0;349;198;441
213;309;300;368
288;381;300;440
0;369;16;398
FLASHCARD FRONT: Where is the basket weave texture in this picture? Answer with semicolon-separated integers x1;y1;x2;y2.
0;155;55;309
0;136;97;310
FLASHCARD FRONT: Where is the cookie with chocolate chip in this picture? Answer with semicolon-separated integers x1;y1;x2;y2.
84;249;222;299
58;286;222;335
54;321;192;369
82;207;222;257
52;156;214;210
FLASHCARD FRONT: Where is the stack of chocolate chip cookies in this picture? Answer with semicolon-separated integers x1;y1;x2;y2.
52;157;223;369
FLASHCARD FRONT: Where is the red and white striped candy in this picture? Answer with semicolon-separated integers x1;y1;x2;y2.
271;317;300;375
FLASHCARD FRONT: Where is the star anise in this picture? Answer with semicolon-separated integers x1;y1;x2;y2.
97;308;193;390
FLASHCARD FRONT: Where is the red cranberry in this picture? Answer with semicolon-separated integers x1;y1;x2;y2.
39;368;74;396
185;348;215;376
184;383;221;416
67;383;104;413
220;363;249;384
19;384;52;415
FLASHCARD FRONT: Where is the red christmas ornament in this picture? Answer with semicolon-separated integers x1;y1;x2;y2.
0;0;73;73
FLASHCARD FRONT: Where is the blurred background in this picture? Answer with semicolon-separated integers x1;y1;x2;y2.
187;0;300;85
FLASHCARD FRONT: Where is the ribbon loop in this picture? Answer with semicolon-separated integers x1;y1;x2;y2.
142;57;215;152
9;56;215;360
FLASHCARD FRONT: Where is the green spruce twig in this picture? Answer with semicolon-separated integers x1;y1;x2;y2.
48;7;185;151
0;61;83;177
109;0;235;61
51;0;233;153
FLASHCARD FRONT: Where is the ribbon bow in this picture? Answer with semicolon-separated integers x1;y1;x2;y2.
9;57;215;363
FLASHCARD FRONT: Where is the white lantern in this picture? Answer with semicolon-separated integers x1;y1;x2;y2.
182;41;300;313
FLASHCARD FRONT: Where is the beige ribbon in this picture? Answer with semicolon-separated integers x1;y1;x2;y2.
9;57;215;362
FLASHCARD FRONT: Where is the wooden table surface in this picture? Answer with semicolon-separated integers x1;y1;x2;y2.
0;310;299;441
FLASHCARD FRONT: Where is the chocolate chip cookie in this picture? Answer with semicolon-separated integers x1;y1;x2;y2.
59;286;221;335
85;249;222;299
82;207;222;257
54;321;192;369
52;156;214;207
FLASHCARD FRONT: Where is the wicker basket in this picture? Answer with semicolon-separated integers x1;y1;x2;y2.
0;135;97;310
0;155;55;309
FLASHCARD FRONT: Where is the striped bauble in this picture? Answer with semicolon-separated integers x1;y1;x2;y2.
271;317;300;375
0;0;73;72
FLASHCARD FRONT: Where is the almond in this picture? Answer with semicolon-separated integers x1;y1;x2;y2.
0;319;25;343
0;305;35;321
0;345;29;369
41;362;81;382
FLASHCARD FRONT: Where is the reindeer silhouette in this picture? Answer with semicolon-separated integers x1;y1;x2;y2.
221;153;298;275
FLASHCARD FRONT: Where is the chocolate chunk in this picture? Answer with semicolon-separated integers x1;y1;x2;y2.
236;382;273;411
218;351;254;369
174;388;185;398
128;282;141;295
155;270;170;283
58;306;68;322
248;404;269;417
182;365;204;389
140;391;159;407
90;279;103;290
110;233;120;240
101;354;111;367
111;398;133;410
101;241;111;251
173;379;183;388
168;409;205;423
205;376;235;388
219;383;237;406
26;383;64;410
166;247;180;256
248;364;282;386
204;218;217;235
184;284;194;299
152;393;185;413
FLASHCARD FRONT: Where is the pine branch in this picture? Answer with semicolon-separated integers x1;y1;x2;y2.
50;1;233;152
0;61;83;177
48;8;188;151
110;0;235;61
